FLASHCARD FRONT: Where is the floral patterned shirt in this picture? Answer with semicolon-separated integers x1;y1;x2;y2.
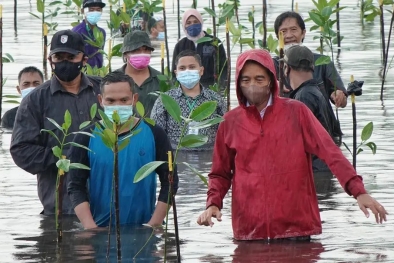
150;85;227;151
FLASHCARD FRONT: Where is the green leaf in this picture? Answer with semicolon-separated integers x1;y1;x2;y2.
103;128;116;145
72;131;95;138
79;121;91;130
40;129;61;144
56;159;71;173
310;25;320;31
118;138;130;152
308;12;324;26
98;109;113;129
136;101;145;117
328;0;340;7
2;95;20;98
315;55;331;66
321;6;333;18
134;161;166;183
4;53;14;62
37;0;44;13
228;19;241;36
180;134;208;148
3;100;20;104
46;117;64;132
365;142;377;155
120;117;136;131
203;7;217;18
189;101;218;121
29;12;41;19
120;128;141;141
361;122;373;141
52;146;62;158
64;110;72;131
182;162;208;186
66;142;94;152
192;117;224;129
195;36;213;44
145;118;156;126
356;148;364;155
69;163;91;170
160;93;182;124
112;111;121;124
90;103;98;120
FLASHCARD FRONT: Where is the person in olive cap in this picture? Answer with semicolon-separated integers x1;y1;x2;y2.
72;0;106;68
283;45;338;172
115;30;161;116
10;30;102;215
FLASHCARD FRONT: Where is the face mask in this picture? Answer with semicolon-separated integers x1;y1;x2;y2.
284;42;302;51
186;23;202;37
177;70;201;89
157;31;165;40
52;60;83;82
242;84;271;106
86;11;102;25
128;54;151;70
21;87;35;99
104;104;134;123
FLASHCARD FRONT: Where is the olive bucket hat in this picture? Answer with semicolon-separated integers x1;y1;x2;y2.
121;30;155;53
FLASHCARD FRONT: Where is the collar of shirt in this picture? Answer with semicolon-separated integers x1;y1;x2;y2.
50;73;93;95
246;93;273;118
173;84;210;100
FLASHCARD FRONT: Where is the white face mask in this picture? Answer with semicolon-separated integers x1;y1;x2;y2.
21;87;35;99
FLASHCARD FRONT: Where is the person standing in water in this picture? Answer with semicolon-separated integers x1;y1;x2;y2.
1;66;44;129
171;9;227;90
72;0;106;68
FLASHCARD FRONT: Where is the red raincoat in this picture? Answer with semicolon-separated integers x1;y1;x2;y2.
206;49;367;240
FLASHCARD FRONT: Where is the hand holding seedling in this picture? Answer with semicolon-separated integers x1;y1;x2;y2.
357;194;388;224
331;89;347;108
197;206;222;227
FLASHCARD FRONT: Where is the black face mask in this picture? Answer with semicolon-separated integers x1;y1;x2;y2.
52;60;83;82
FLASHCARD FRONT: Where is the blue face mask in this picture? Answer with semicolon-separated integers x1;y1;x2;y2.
186;23;202;37
86;11;102;25
177;70;201;90
104;105;134;123
157;31;165;40
21;87;35;99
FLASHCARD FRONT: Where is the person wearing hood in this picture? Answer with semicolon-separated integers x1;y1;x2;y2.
72;0;106;68
1;66;44;129
171;9;228;90
115;30;161;116
197;49;388;240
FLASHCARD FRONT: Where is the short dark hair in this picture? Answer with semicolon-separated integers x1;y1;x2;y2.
100;71;136;94
18;66;44;83
147;17;158;32
174;50;202;67
274;11;306;38
287;64;314;73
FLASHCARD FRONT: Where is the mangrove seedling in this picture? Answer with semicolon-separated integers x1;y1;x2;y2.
40;104;98;243
134;93;224;262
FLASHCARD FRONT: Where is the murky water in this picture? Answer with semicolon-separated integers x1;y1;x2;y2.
1;0;394;262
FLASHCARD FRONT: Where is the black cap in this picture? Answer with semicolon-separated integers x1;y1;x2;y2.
49;30;85;56
83;0;106;8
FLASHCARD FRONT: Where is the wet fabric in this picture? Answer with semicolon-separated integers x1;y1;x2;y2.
67;121;178;226
10;74;102;215
114;65;161;116
206;49;367;240
1;106;18;129
72;20;106;68
172;32;228;90
151;85;227;151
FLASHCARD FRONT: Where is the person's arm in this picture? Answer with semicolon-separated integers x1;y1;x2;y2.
298;103;367;197
150;97;168;132
324;62;347;108
10;95;57;174
147;124;178;226
206;119;235;210
67;129;96;228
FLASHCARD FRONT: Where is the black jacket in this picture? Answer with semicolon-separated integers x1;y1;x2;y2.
172;32;227;90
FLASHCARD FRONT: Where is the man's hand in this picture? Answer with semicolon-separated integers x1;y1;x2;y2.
331;90;347;108
357;194;388;223
197;206;222;227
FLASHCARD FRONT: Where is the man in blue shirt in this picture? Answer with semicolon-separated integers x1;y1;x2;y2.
72;0;106;68
68;71;178;229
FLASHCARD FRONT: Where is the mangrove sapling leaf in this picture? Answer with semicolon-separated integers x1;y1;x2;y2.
65;142;94;153
180;116;192;124
112;111;121;124
136;101;145;117
361;122;373;141
180;134;209;148
103;129;117;145
120;128;142;141
308;12;324;26
37;0;44;13
182;162;208;186
69;163;91;170
195;36;213;44
192;117;224;129
98;109;113;129
40;129;61;144
133;161;166;183
52;146;62;158
72;131;95;138
189;101;218;122
357;148;364;155
321;6;333;18
2;95;20;99
64;110;72;131
144;118;156;126
366;142;377;154
3;100;20;104
118;138;130;152
90;103;98;120
56;159;71;173
160;93;182;124
204;7;217;18
47;118;66;133
315;55;331;66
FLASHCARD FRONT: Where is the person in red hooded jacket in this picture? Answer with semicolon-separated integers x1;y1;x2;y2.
196;49;388;241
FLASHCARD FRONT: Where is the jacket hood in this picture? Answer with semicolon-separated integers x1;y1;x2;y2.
182;9;205;42
235;49;279;107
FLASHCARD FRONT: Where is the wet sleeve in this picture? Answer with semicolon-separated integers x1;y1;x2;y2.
151;124;178;204
10;97;57;175
218;40;228;89
296;93;318;115
299;104;367;198
150;97;168;133
206;119;235;209
324;62;347;96
67;130;91;208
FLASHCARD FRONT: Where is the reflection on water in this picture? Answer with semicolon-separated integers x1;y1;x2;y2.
1;0;394;262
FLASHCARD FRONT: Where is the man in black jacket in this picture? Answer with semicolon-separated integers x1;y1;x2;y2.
284;45;337;172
